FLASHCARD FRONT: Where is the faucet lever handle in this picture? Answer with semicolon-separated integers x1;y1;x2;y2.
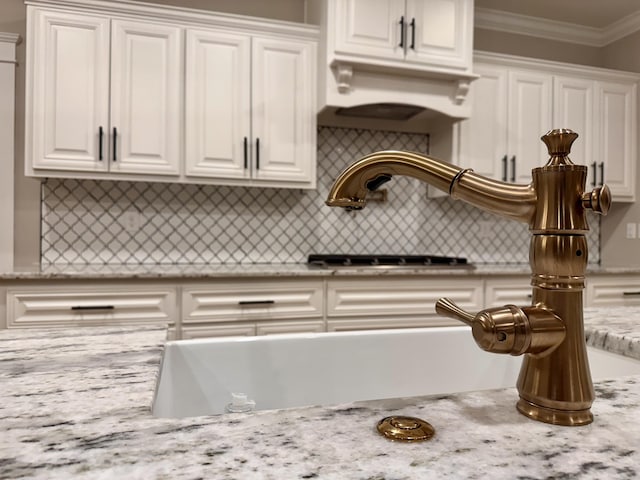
435;298;475;327
436;298;566;355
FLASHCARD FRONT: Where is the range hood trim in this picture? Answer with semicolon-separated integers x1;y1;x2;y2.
319;61;477;122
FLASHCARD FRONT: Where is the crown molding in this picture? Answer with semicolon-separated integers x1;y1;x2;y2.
475;7;640;47
0;33;21;44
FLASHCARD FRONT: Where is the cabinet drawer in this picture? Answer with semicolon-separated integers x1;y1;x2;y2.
177;323;256;339
327;278;483;318
586;275;640;306
484;276;532;307
7;285;176;328
182;280;323;324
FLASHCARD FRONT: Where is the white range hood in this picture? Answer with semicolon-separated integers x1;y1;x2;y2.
308;0;478;130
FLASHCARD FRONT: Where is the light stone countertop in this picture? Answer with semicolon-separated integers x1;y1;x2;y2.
1;262;640;280
1;307;640;479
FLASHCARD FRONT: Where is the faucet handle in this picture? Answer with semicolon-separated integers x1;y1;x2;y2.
435;297;474;326
582;184;611;215
435;298;565;355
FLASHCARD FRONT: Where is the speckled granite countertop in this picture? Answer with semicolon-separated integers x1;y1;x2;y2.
2;263;640;279
1;307;640;479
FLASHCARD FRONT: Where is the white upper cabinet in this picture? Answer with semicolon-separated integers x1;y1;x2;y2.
185;30;316;187
26;8;182;177
185;29;251;180
458;63;552;183
404;0;472;71
27;11;110;172
109;20;182;175
25;0;318;189
595;81;636;200
251;37;316;185
458;53;638;202
331;0;472;74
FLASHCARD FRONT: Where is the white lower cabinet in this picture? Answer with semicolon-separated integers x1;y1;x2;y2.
178;279;325;339
6;284;176;328
484;276;532;307
326;277;483;331
585;275;640;307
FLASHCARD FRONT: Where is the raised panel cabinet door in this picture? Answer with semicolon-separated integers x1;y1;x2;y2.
597;80;637;201
333;0;406;60
28;9;110;172
552;76;595;167
251;36;317;186
185;29;251;179
457;64;508;180
110;20;182;175
507;69;553;184
405;0;472;72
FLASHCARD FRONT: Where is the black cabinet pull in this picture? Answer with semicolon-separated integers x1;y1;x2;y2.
591;161;597;187
71;305;115;311
510;156;516;182
501;155;507;182
409;18;416;49
98;126;104;161
623;291;640;297
599;162;604;186
112;127;117;162
256;138;260;169
238;300;275;306
243;137;248;169
398;16;405;48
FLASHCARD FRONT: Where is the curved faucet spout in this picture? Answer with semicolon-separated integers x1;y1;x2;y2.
326;150;537;224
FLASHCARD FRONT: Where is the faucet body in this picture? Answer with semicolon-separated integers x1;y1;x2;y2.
326;129;610;426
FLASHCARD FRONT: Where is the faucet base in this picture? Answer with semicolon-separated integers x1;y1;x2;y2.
516;398;593;426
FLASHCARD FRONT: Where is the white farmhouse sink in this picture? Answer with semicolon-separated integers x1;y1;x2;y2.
152;326;640;418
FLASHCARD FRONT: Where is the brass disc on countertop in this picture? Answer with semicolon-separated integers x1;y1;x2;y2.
376;416;435;442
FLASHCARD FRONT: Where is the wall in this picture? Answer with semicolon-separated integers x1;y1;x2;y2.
599;30;640;267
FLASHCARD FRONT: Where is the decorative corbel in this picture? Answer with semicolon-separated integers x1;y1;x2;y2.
454;78;471;105
334;63;353;94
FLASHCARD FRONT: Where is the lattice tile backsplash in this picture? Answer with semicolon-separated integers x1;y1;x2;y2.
41;126;600;266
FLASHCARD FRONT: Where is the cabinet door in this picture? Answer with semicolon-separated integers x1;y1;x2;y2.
185;29;251;179
28;10;110;172
251;36;316;185
333;0;405;59
405;0;472;72
110;20;182;175
507;69;553;183
586;275;640;307
457;64;508;180
553;76;595;167
597;80;637;201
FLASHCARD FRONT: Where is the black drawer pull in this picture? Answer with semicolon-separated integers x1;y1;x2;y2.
243;136;248;169
409;17;416;50
98;126;104;161
238;300;275;306
622;292;640;297
399;16;405;48
599;162;605;186
71;305;115;311
256;138;260;169
501;155;507;181
510;155;516;182
112;127;117;162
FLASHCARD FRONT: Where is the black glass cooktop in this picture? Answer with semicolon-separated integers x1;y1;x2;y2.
307;254;470;268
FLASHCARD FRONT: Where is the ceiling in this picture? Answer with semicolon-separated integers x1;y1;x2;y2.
475;0;640;28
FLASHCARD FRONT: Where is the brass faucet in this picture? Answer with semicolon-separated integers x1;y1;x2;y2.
326;129;611;426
